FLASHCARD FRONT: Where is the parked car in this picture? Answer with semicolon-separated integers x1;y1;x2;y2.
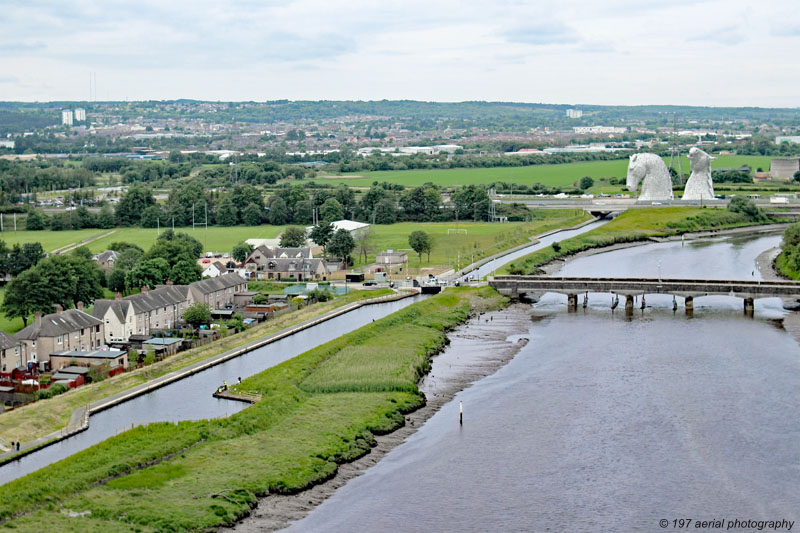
363;280;377;286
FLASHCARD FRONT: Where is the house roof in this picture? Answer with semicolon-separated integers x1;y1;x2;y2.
14;309;103;341
189;273;247;296
94;250;118;263
142;337;182;346
57;365;91;375
93;285;190;318
249;246;312;261
305;220;369;234
92;299;132;323
0;331;19;350
259;258;326;273
51;348;127;360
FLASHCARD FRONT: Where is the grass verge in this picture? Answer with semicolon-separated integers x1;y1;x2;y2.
0;287;505;531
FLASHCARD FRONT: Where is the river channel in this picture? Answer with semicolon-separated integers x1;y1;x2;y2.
0;220;608;486
289;232;800;532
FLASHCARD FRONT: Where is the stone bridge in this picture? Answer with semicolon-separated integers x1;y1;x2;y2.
488;276;800;315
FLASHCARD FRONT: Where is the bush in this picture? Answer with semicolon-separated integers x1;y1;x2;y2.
551;241;561;252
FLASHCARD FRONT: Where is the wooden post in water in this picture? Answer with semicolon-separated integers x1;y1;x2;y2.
459;401;463;425
743;297;754;317
567;293;578;312
625;295;634;316
685;296;694;315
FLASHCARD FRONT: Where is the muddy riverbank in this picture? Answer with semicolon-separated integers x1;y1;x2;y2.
228;304;533;532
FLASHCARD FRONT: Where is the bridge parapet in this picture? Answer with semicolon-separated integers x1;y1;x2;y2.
489;276;800;300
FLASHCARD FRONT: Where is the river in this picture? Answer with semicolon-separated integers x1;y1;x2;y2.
289;232;800;532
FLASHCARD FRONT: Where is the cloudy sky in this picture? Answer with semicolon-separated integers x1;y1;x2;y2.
1;0;798;107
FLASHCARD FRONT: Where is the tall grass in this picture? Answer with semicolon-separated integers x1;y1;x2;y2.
0;287;505;530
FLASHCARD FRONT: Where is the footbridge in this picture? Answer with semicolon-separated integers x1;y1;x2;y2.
489;276;800;315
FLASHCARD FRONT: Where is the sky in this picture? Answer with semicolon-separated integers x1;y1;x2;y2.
1;0;799;107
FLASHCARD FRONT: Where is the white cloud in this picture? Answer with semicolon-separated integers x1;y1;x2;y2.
0;0;798;106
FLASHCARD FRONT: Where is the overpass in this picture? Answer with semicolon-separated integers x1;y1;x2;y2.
488;276;800;315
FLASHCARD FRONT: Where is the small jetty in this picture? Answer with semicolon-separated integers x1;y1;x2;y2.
212;387;261;404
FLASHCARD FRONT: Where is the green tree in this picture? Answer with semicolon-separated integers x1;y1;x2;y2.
728;196;763;221
327;228;356;267
268;197;289;225
8;242;45;276
74;206;96;229
408;230;432;264
114;248;143;272
125;258;170;290
171;259;202;285
794;170;800;183
374;197;398;224
232;242;254;263
279;226;307;248
144;230;203;267
140;205;164;228
242;203;263;226
579;176;594;190
320;197;343;223
25;209;46;230
128;348;140;366
107;268;126;293
183;302;211;328
116;185;155;226
216;197;239;226
310;221;334;254
97;205;115;229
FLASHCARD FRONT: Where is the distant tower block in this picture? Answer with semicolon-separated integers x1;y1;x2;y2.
61;109;73;126
566;109;582;119
74;108;86;122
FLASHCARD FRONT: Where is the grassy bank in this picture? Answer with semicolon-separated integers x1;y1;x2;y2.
501;207;777;275
0;287;505;531
0;289;392;446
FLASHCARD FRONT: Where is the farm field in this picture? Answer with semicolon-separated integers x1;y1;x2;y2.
0;226;287;254
311;155;772;188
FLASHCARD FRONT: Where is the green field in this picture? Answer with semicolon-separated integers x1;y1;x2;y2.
0;288;504;531
354;210;589;270
0;225;287;254
312;155;772;188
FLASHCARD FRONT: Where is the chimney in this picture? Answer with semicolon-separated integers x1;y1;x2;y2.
56;304;63;314
34;312;42;328
115;291;122;301
141;286;149;294
77;301;84;311
166;280;173;286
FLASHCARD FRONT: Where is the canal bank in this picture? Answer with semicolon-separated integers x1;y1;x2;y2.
0;290;417;480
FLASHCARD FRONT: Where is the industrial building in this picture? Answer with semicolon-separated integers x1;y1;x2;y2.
769;158;800;180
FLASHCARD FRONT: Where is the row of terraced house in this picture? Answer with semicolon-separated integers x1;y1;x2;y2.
0;273;247;374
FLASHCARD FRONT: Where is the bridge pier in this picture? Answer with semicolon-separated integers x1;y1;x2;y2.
567;293;578;312
685;296;693;315
744;297;754;317
625;295;634;315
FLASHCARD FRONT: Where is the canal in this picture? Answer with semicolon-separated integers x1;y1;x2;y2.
0;218;607;485
289;232;800;532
